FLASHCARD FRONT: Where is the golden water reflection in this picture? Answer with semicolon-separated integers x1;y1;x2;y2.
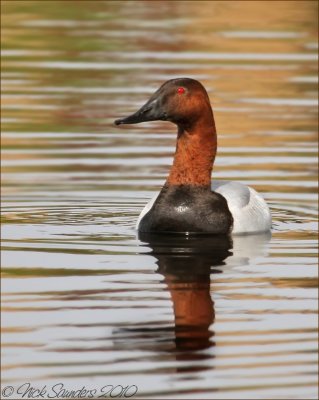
1;1;318;399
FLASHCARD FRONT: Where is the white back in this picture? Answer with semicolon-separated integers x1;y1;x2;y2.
212;181;272;234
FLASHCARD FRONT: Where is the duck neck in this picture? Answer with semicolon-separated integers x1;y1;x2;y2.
166;114;217;187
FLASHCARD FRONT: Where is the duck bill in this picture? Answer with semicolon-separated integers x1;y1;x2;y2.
114;98;166;126
114;112;146;125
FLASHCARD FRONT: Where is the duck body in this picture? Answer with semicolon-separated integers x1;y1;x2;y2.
137;181;271;235
115;78;272;236
137;184;233;234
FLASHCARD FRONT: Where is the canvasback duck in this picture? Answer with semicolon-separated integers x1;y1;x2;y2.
115;78;272;235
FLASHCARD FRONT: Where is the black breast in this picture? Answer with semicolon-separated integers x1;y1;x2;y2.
138;185;233;234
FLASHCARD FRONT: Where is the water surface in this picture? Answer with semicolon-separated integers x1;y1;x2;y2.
1;1;318;399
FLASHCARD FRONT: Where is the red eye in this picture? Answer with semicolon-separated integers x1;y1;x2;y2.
177;87;185;94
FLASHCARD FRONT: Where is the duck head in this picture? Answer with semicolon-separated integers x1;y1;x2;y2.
114;78;213;129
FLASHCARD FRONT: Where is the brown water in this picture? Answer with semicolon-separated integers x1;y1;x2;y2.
1;1;318;399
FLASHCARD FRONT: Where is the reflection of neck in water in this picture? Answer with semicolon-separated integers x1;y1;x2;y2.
165;273;214;352
138;233;232;352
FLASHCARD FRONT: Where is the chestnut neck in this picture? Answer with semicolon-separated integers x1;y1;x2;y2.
166;111;217;187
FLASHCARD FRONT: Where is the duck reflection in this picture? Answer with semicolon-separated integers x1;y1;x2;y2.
138;232;232;352
112;232;271;358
